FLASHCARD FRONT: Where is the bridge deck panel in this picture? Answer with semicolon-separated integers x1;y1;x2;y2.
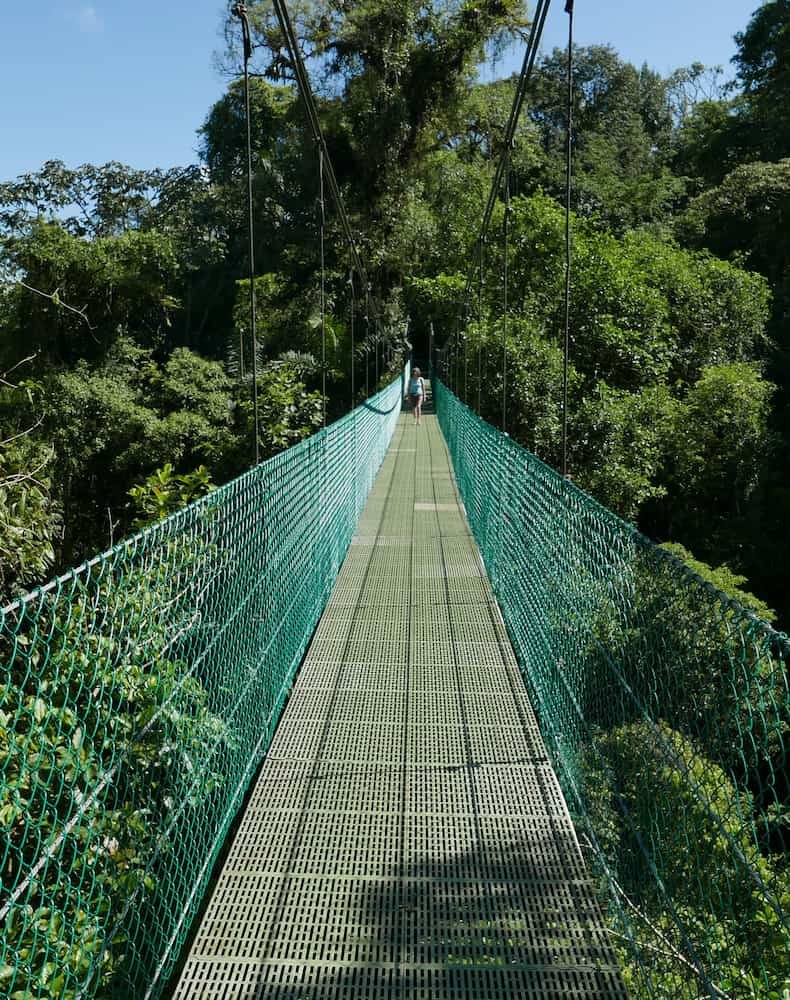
171;412;626;999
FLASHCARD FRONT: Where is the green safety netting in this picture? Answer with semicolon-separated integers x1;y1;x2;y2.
0;371;405;1000
434;377;790;999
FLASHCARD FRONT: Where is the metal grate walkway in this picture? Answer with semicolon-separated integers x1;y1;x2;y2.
171;408;627;999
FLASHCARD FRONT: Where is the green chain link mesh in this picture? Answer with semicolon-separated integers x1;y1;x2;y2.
0;371;405;1000
434;377;790;999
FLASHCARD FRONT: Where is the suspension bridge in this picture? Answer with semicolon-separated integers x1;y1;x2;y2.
1;371;788;999
170;385;626;999
2;0;790;994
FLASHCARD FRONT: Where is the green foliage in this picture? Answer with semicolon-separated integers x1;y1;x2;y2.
525;46;682;230
0;544;227;998
733;0;790;163
671;97;750;189
454;315;576;464
666;62;730;128
678;159;790;340
0;159;241;363
659;542;777;622
487;192;771;392
231;272;293;367
661;362;775;557
592;721;790;998
42;339;237;564
0;434;59;595
245;362;324;460
443;192;774;550
372;174;445;278
229;275;351;429
573;383;674;521
663;9;790;627
679;158;790;269
452;78;541;171
2;221;181;367
243;0;529;185
593;541;789;783
153;347;236;432
200;78;294;185
128;464;214;529
0;373;60;595
404;271;466;346
0;160;163;240
198;79;319;281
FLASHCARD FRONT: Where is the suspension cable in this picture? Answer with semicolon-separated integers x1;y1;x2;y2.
375;318;380;387
502;162;510;434
463;335;468;402
452;325;460;393
562;0;574;478
270;0;378;332
349;268;355;408
460;0;553;319
232;3;260;465
449;0;552;388
477;236;485;413
319;147;326;427
365;310;370;397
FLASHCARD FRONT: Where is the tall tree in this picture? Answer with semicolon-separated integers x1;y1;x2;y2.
672;2;790;186
525;46;682;230
237;0;529;194
733;0;790;161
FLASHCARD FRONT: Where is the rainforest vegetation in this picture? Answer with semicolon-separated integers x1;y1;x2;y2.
1;2;789;998
1;1;789;629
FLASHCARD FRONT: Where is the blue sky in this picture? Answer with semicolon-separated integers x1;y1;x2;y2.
0;1;761;183
494;0;759;79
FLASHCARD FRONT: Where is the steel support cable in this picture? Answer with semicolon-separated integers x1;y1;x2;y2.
269;0;378;335
562;0;574;479
459;303;467;394
450;323;456;394
502;165;510;434
460;0;553;314
451;303;461;393
365;311;370;396
454;299;465;399
463;314;468;402
232;3;261;465
478;236;485;413
375;318;380;387
349;268;355;407
480;0;552;241
448;0;552;406
319;147;327;427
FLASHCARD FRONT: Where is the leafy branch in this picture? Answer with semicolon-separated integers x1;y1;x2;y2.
17;279;96;331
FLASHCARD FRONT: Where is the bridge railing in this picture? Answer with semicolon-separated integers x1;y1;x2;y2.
0;370;406;1000
434;377;790;999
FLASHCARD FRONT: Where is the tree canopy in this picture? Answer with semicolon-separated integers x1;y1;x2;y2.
2;3;790;995
0;1;787;620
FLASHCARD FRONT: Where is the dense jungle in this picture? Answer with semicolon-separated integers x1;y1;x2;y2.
2;1;789;630
1;4;790;998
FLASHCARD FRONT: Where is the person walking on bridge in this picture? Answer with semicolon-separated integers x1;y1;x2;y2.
408;367;425;426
